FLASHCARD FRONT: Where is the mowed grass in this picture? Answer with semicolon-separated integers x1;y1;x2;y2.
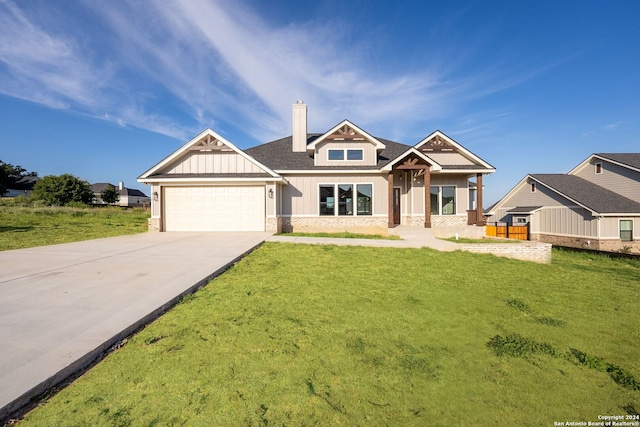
0;206;149;251
18;245;640;426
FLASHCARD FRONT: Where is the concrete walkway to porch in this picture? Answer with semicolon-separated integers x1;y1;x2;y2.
267;226;458;251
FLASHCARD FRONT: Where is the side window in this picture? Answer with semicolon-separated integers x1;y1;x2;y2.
620;220;633;242
595;163;603;174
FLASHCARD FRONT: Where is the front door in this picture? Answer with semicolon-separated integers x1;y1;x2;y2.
393;187;401;225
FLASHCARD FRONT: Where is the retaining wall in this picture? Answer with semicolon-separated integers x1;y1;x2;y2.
459;241;552;263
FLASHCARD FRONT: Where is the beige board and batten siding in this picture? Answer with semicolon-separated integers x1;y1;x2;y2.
487;177;574;224
314;141;378;167
163;151;267;175
600;217;639;239
281;174;387;216
424;151;476;166
536;206;598;238
572;159;640;203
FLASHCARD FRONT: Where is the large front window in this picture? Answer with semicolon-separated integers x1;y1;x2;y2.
356;184;372;215
430;186;456;215
319;185;335;215
338;184;353;215
620;220;633;242
319;183;372;216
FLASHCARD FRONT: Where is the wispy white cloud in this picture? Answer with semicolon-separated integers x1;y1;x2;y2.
582;120;635;137
0;0;564;144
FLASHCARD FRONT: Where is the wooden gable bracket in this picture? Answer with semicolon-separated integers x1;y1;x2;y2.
396;157;429;170
326;124;365;141
189;134;233;152
421;135;454;152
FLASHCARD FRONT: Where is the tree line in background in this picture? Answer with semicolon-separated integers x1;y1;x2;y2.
1;160;118;206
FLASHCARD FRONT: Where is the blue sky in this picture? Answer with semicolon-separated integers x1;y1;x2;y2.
1;0;638;204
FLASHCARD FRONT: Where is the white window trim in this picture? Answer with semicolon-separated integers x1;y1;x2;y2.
619;218;633;242
531;182;536;193
513;216;529;224
595;162;603;175
318;182;373;216
327;149;364;162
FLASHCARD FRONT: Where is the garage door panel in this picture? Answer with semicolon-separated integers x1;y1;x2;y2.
164;186;265;232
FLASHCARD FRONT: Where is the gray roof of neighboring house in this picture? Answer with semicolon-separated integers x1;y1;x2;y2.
245;134;412;171
91;183;148;198
596;153;640;171
7;175;39;191
506;206;542;214
531;174;640;214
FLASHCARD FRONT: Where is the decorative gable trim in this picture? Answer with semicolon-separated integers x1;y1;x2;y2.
138;128;281;180
414;130;495;171
306;120;386;151
381;148;443;172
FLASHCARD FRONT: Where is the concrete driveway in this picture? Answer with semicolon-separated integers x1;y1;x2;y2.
0;231;270;420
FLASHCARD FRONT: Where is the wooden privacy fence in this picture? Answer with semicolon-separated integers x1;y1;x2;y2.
486;222;529;240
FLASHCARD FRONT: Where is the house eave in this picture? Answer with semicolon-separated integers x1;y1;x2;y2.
137;177;285;184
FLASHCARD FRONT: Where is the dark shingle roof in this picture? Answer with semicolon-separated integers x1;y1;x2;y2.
245;134;411;171
531;174;640;214
507;206;542;214
596;153;640;171
7;176;39;191
91;183;148;198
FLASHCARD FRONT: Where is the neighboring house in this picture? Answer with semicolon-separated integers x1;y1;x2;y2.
486;153;640;253
3;176;39;197
137;101;495;233
91;182;151;207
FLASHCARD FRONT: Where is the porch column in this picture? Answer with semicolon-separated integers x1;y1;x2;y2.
388;171;394;228
476;173;484;226
424;166;431;228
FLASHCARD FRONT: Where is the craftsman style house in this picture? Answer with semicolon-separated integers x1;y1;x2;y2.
138;102;495;234
486;153;640;253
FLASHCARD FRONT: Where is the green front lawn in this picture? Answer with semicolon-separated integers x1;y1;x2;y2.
18;245;640;426
0;206;149;251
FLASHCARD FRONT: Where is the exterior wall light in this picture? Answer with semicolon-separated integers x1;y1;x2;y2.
268;188;274;199
153;191;158;201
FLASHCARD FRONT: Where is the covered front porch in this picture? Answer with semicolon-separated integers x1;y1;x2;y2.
385;151;486;229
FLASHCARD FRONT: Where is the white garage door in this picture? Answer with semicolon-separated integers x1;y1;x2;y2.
164;186;265;231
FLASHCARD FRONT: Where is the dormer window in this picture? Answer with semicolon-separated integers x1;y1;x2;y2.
327;149;363;161
328;149;344;160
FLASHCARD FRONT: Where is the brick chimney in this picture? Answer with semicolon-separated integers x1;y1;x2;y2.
292;100;307;152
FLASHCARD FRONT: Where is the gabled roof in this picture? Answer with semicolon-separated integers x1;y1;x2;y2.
530;174;640;215
306;120;386;151
569;153;640;175
245;135;410;172
91;183;149;198
380;147;443;172
138;128;281;180
414;130;495;172
7;175;39;191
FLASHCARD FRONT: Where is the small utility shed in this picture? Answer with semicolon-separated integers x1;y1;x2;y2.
486;153;640;253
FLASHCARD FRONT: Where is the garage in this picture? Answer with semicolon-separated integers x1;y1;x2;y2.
163;186;265;232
